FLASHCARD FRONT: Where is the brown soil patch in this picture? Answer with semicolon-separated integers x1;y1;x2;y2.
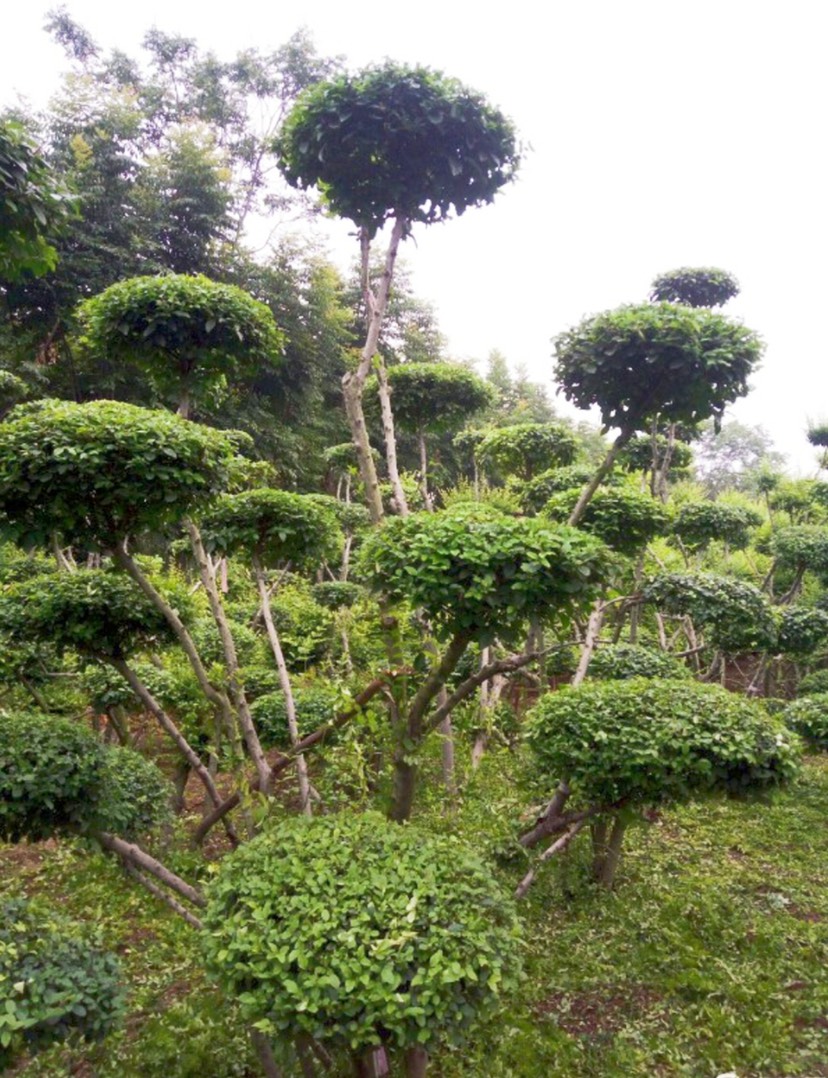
536;984;663;1037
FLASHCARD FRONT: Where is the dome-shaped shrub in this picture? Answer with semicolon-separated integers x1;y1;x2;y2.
587;644;691;682
203;813;521;1058
526;679;800;807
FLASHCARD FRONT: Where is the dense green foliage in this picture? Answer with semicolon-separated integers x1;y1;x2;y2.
517;464;598;514
200;488;341;567
249;685;339;748
0;119;74;280
672;501;762;551
203;813;522;1053
0;570;170;659
477;423;578;481
379;362;494;433
76;274;284;415
649;267;740;308
543;486;669;556
361;510;610;645
554;303;762;433
0;712;106;842
0;898;122;1068
587;643;691;681
526;679;800;806
643;572;778;652
776;606;828;657
277;63;519;234
0;711;169;843
0;400;238;547
772;525;828;576
782;695;828;749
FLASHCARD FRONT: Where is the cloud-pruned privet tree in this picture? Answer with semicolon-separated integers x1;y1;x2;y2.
0;398;278;793
522;679;800;892
553;303;763;525
203;813;522;1078
277;62;519;523
200;489;342;813
360;508;610;820
369;362;495;509
76;274;284;419
542;485;669;558
0;119;75;281
476;422;579;484
649;267;740;308
672;501;763;556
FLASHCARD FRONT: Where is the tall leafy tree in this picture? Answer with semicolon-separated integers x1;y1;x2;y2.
278;62;520;522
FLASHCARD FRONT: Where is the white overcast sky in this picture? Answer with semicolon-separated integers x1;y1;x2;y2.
2;0;827;472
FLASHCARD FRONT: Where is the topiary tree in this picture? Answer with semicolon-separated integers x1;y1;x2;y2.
672;501;762;554
524;678;800;889
771;526;828;600
776;606;828;659
476;422;578;483
0;898;123;1071
543;485;669;557
587;643;691;681
0;710;170;844
360;508;610;819
203;812;522;1077
643;572;778;654
371;362;494;508
76;274;284;418
649;267;740;308
0;570;229;819
278;62;519;523
0;399;238;550
516;463;598;515
553;303;762;524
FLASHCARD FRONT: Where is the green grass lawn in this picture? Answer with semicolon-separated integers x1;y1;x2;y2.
4;756;827;1077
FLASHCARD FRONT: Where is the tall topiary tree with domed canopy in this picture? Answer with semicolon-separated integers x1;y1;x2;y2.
277;63;519;523
554;302;763;525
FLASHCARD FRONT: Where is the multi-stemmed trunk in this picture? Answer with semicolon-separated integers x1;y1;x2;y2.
342;217;407;525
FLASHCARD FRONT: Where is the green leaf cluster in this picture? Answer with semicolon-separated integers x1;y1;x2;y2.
776;606;828;657
0;898;122;1069
782;695;828;749
0;400;238;547
554;303;762;433
672;501;762;551
587;643;692;682
0;570;170;660
372;363;494;434
0;119;75;281
203;812;521;1052
476;423;578;481
76;274;284;407
543;485;669;556
643;572;777;653
516;464;598;514
249;685;339;748
526;679;800;807
360;510;610;645
771;526;828;576
649;267;740;308
277;62;519;235
0;710;169;842
200;488;342;568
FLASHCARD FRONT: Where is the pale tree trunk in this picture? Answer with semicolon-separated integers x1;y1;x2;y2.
177;384;191;419
185;522;271;793
596;815;628;889
253;555;312;816
376;362;409;516
471;646;492;769
571;601;605;686
418;428;434;511
567;429;632;527
341;217;407;525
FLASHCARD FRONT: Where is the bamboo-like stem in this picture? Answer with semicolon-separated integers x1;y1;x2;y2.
376;361;409;516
